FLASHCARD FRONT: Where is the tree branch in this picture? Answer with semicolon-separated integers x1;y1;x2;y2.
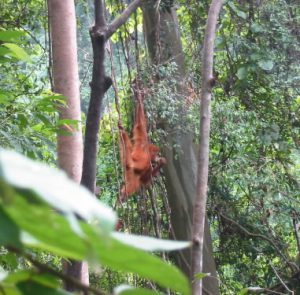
269;263;294;295
95;0;106;27
8;247;107;295
291;211;300;254
219;212;298;273
106;0;142;39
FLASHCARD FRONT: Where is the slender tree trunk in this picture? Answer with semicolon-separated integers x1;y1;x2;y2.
47;0;88;290
142;2;219;294
191;1;223;295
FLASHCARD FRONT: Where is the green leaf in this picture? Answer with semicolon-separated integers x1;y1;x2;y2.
228;2;247;19
236;10;247;19
0;205;21;248
0;150;190;294
250;23;263;33
0;90;14;105
0;31;25;42
3;270;31;284
0;252;18;269
258;60;274;71
2;192;190;294
237;67;248;80
30;273;60;289
2;43;30;61
194;272;209;280
115;285;161;295
3;194;190;294
238;287;264;294
238;288;249;295
2;192;87;260
0;149;117;231
0;46;13;62
1;271;69;295
17;281;70;295
16;114;29;129
112;232;191;252
85;226;191;295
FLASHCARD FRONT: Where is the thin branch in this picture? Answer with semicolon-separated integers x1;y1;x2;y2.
291;211;300;254
219;212;298;273
9;247;108;295
106;0;142;39
261;289;286;295
269;263;294;295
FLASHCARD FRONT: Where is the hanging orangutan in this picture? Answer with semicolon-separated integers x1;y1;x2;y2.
118;92;166;202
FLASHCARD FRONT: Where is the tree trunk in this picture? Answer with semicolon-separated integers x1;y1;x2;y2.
191;1;223;294
47;0;89;290
142;2;219;294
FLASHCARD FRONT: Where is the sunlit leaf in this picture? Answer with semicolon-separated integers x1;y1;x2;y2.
114;285;160;295
237;67;248;80
236;10;247;19
258;60;274;71
194;272;209;280
0;150;190;294
112;232;190;252
2;43;30;61
0;31;25;42
250;23;263;33
238;287;264;294
85;225;190;295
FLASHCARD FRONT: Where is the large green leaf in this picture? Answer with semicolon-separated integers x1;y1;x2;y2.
0;149;116;231
85;225;191;295
2;193;190;294
0;150;190;294
1;192;88;260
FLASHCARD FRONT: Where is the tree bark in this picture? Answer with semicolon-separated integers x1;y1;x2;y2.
47;0;88;290
142;2;219;294
191;1;223;295
81;0;142;194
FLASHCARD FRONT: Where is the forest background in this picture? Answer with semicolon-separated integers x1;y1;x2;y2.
0;0;299;294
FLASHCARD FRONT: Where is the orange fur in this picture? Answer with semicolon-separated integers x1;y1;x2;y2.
119;96;166;202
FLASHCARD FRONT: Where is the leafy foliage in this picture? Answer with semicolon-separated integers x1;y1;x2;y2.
0;25;57;161
0;150;190;295
1;0;300;294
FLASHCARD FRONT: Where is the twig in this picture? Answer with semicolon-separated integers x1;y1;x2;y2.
269;263;294;295
9;247;108;295
291;211;300;254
